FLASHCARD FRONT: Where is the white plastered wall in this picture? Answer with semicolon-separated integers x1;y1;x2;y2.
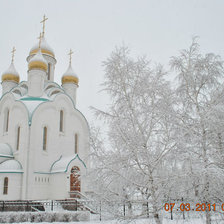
0;173;23;200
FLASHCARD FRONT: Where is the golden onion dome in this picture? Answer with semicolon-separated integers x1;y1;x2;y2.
2;62;20;83
28;49;48;71
29;36;55;57
62;64;79;85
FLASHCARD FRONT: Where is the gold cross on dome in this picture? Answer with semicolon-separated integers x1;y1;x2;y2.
68;49;74;65
37;32;43;49
40;15;48;36
11;47;16;63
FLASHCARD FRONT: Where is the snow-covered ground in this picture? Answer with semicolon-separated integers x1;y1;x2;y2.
3;211;224;223
16;219;206;224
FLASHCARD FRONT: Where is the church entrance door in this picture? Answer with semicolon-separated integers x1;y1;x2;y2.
70;166;80;198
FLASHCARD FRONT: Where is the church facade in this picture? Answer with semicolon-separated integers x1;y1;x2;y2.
0;20;90;200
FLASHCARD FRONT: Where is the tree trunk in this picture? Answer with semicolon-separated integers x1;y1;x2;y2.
150;172;162;224
127;201;133;217
205;209;211;224
153;207;161;224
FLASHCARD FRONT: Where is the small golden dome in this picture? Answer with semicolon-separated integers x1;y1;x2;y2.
29;36;55;57
62;64;79;85
28;61;47;71
2;62;20;83
28;49;47;72
62;75;79;85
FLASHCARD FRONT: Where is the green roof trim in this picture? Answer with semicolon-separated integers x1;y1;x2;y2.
49;155;62;171
0;171;23;173
20;97;49;102
34;172;51;174
0;155;13;158
34;154;87;175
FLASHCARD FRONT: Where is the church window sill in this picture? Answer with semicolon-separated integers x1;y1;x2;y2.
59;132;65;136
3;132;8;136
42;151;48;156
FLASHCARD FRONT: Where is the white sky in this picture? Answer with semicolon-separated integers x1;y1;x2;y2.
0;0;224;123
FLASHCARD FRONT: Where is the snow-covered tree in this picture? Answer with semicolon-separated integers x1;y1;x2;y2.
89;46;176;224
170;37;224;224
89;39;224;224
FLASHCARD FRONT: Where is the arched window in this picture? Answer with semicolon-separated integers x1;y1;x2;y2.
75;133;78;154
48;63;51;80
43;126;47;151
4;109;9;132
16;126;20;150
3;177;8;195
59;110;64;132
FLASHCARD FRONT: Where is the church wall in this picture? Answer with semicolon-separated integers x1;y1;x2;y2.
0;95;29;157
2;81;18;95
27;54;56;82
10;104;29;164
29;174;50;200
0;173;22;200
62;83;77;106
50;159;87;199
28;69;46;97
42;55;56;82
30;94;89;173
50;173;69;199
29;105;58;173
26;94;89;199
0;96;29;200
0;90;89;200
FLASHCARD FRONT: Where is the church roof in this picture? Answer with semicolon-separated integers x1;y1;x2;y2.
2;62;20;83
50;154;86;173
4;81;65;125
1;80;88;128
0;143;13;158
62;64;79;85
0;159;23;173
29;36;55;57
20;98;49;125
28;49;48;71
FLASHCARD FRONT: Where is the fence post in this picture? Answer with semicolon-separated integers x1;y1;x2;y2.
147;202;149;218
123;202;126;219
26;201;29;211
100;201;102;221
182;198;185;220
75;200;78;211
51;200;53;211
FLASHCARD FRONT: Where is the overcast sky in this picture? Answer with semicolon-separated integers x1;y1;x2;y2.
0;0;224;123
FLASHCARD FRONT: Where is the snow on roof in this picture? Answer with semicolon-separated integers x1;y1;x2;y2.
29;49;47;65
19;99;48;124
62;64;78;78
0;143;13;158
0;159;23;173
2;62;19;77
7;81;70;125
50;154;86;173
30;36;55;56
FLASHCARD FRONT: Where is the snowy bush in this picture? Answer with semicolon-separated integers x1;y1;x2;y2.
0;211;90;223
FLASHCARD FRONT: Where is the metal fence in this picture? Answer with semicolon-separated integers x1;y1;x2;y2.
1;199;221;221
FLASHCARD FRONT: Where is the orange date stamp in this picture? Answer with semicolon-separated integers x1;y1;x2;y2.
164;203;221;212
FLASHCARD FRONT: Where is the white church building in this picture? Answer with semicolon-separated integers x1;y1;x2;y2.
0;18;90;201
